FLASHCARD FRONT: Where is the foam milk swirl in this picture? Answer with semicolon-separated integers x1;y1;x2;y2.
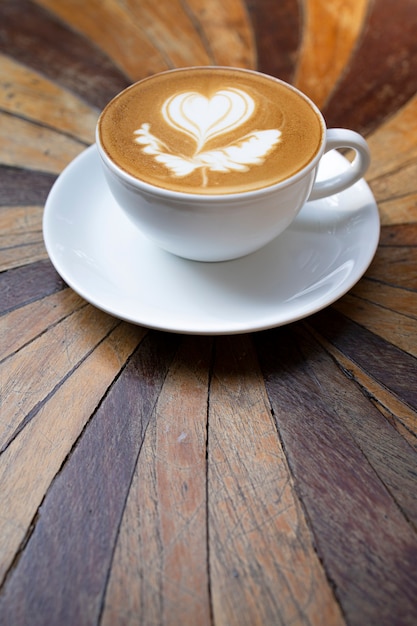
98;67;323;194
162;88;256;152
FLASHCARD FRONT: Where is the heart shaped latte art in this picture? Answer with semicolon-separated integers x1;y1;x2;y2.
162;88;255;152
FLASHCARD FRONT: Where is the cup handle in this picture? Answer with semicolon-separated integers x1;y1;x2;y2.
308;128;370;201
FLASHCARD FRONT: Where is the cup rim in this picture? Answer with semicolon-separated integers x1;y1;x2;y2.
96;66;327;201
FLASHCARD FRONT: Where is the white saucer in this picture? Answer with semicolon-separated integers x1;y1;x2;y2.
43;145;380;335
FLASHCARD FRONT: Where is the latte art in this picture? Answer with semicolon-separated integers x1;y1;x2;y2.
133;88;281;187
162;88;256;151
98;67;323;194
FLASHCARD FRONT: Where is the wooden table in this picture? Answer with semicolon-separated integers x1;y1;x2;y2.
1;1;416;624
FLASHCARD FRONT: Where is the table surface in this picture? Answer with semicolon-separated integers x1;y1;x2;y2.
1;1;417;625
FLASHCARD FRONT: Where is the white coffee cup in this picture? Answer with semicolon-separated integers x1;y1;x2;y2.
96;67;370;262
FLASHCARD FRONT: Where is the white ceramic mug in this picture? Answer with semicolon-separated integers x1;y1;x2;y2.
96;68;370;262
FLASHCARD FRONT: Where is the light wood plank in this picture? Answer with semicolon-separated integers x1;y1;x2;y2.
101;337;212;626
376;193;417;226
0;241;47;272
185;0;256;67
332;293;417;357
122;0;255;69
121;0;212;68
367;94;417;179
0;289;86;361
208;335;344;626
0;323;146;585
350;279;417;320
0;205;43;235
294;0;369;107
0;306;120;450
0;112;85;174
371;161;417;203
0;54;98;143
366;94;417;223
0;331;180;625
35;0;199;79
0;205;46;271
365;246;417;289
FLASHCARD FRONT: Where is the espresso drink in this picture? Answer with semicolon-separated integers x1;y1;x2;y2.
98;67;323;195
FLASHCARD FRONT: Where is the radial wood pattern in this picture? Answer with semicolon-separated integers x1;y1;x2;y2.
0;1;416;625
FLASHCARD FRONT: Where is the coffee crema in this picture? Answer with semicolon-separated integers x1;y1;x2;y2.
98;67;323;195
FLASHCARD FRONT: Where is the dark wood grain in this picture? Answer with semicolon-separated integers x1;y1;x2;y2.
1;306;122;455
0;1;416;624
323;0;417;134
379;224;417;247
255;326;417;626
307;309;417;410
0;322;146;585
102;335;213;626
248;0;300;81
292;324;417;527
0;259;66;315
0;0;129;109
0;166;56;207
0;331;179;626
366;247;417;290
208;334;344;626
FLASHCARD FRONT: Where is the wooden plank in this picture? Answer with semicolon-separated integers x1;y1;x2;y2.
366;94;417;223
255;326;417;626
376;194;417;226
0;165;56;207
101;336;212;626
0;331;179;626
332;293;417;357
0;54;98;143
0;289;86;361
0;240;47;273
120;0;210;68
367;94;417;180
0;305;120;450
351;279;417;320
374;403;417;452
248;0;301;82
305;322;417;446
0;205;45;272
0;206;43;237
208;335;344;626
294;0;369;107
322;0;417;135
0;322;146;584
34;0;170;80
368;160;417;212
365;246;417;290
0;259;65;315
184;0;256;67
307;309;417;411
294;324;417;526
0;111;85;174
39;0;256;73
0;0;129;109
379;223;417;247
36;0;257;74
